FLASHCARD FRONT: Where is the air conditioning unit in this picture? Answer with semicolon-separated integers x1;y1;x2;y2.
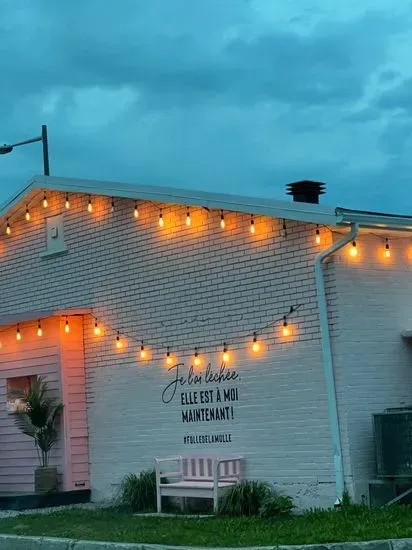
374;408;412;477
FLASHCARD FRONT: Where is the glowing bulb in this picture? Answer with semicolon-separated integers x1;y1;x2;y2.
385;239;391;258
282;317;290;337
252;333;260;353
111;198;115;213
140;342;147;360
250;214;255;234
316;226;321;245
94;321;101;336
6;219;11;235
349;241;358;257
186;207;191;226
43;192;48;208
37;321;42;337
159;209;164;227
16;324;21;341
65;193;70;209
88;197;93;213
116;332;123;349
222;343;230;363
193;349;201;367
65;317;70;333
165;348;173;366
25;207;31;221
134;203;139;219
220;210;225;229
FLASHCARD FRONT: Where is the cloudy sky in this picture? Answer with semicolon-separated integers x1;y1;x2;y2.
1;0;412;213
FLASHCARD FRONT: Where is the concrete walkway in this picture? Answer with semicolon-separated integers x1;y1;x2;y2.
1;534;412;550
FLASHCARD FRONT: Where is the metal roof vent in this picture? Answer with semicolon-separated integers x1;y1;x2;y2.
286;180;326;204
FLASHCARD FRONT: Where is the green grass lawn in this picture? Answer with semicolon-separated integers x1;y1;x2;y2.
2;505;412;546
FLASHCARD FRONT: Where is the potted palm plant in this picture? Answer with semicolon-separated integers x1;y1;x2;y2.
12;376;64;493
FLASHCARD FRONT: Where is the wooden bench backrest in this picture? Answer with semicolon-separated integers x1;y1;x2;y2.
182;457;241;480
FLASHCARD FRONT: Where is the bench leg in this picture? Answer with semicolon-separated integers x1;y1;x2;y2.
157;489;162;513
213;493;218;514
180;497;185;512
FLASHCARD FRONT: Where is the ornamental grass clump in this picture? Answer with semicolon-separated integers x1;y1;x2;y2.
219;480;294;517
118;470;157;512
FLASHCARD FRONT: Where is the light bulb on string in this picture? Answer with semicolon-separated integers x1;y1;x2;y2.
16;324;21;341
43;192;48;208
88;196;93;213
64;317;70;333
159;209;164;228
220;210;225;229
282;316;290;337
252;332;260;353
6;219;11;235
110;198;115;213
186;207;191;227
140;341;147;360
37;320;42;337
385;238;391;258
193;348;201;367
222;343;230;363
134;202;139;219
94;320;101;336
250;214;255;234
316;225;321;245
65;193;70;209
25;206;31;221
349;241;358;257
165;347;173;366
116;331;123;349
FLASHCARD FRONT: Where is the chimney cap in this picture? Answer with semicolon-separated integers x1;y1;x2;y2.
286;180;326;204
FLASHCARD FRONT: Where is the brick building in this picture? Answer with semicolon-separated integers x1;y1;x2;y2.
1;175;412;510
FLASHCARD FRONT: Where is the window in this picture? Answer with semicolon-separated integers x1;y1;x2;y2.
40;213;67;258
6;375;37;413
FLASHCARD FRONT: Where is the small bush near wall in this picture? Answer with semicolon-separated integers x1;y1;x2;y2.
118;470;156;512
219;480;294;517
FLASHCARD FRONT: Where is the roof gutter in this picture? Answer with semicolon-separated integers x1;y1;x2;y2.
314;222;359;505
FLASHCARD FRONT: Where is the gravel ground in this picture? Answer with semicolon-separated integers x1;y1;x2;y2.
0;501;105;519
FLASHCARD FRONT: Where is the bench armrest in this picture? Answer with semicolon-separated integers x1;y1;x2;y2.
155;456;183;484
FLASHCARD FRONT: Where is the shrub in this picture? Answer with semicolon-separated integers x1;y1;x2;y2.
219;480;272;516
259;493;295;518
118;470;156;512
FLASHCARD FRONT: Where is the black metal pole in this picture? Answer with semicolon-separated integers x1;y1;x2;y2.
41;124;50;176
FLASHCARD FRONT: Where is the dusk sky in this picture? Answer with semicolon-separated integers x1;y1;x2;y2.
1;1;412;213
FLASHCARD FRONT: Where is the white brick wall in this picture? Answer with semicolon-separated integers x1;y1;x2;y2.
0;189;339;509
331;233;412;502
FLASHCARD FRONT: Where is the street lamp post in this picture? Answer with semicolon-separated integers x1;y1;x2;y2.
0;124;50;176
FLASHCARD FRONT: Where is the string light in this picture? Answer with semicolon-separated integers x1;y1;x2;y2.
43;192;48;208
25;206;31;221
385;238;391;258
186;207;191;227
65;193;70;209
349;241;358;257
220;210;225;229
140;341;147;360
282;219;287;238
159;209;164;228
316;225;321;245
134;202;139;219
282;316;290;337
37;320;42;337
110;198;115;213
6;219;11;235
16;324;21;341
116;331;123;349
252;332;260;353
64;317;70;333
193;348;201;366
222;343;230;363
88;196;93;213
165;347;173;366
94;320;101;336
250;214;255;234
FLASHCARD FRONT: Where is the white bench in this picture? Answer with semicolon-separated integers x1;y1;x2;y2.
154;454;244;513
